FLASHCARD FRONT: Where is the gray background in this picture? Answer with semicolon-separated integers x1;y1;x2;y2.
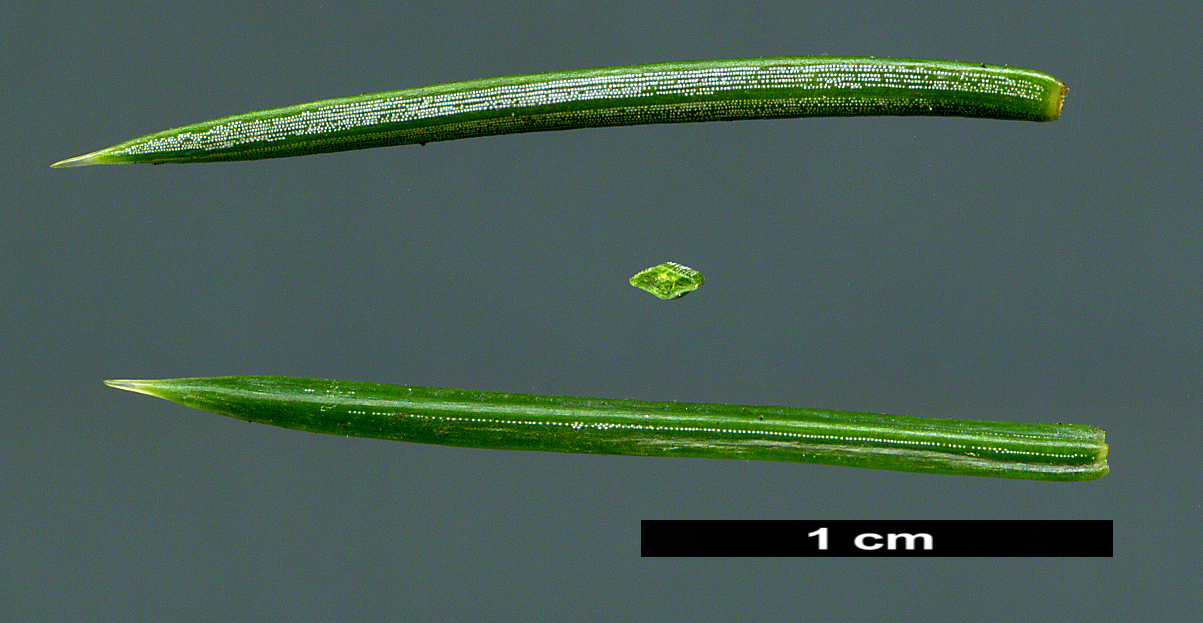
5;0;1199;620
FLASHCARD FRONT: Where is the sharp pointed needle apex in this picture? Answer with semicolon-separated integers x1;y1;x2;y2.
51;150;108;168
104;379;160;396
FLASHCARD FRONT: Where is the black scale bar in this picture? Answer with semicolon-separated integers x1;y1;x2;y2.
642;520;1112;557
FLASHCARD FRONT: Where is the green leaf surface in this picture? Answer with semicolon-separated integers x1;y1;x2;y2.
106;376;1109;482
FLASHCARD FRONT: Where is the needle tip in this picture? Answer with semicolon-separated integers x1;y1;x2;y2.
104;379;161;397
51;149;110;168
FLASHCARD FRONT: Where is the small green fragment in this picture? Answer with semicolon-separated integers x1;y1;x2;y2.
630;262;705;299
